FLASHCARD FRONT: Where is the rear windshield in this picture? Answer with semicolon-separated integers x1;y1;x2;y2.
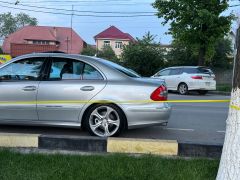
100;59;141;78
183;67;213;74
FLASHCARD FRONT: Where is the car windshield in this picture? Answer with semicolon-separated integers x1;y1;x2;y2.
197;67;213;74
100;59;141;78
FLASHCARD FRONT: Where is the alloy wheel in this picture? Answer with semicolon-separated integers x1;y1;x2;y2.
89;106;120;137
179;84;188;95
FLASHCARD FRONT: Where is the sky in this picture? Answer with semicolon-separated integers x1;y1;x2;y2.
0;0;240;45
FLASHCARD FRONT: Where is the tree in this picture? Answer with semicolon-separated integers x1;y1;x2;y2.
153;0;234;66
165;41;198;67
15;12;37;27
209;37;233;69
97;46;118;62
0;46;3;54
81;46;96;56
166;38;233;68
216;26;240;180
121;32;165;76
0;12;37;38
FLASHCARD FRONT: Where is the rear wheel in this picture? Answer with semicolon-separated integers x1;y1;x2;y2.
84;104;125;137
198;90;208;95
178;83;188;95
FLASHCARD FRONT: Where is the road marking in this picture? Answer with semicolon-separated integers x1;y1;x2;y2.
163;128;194;131
217;131;226;133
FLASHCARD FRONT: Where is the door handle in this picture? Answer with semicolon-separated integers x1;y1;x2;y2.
22;86;37;91
80;86;95;91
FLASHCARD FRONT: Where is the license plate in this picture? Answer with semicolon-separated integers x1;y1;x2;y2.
206;82;210;86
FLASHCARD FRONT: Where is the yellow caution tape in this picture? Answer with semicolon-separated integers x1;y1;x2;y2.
230;105;240;111
0;99;231;105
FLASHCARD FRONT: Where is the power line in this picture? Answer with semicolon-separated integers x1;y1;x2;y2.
0;4;155;17
229;4;240;7
0;1;156;14
20;0;132;3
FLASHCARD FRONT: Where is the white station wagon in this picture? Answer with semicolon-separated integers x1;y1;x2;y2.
152;66;216;95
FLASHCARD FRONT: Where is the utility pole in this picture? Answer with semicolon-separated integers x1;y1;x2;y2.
216;25;240;180
66;37;69;53
70;5;74;53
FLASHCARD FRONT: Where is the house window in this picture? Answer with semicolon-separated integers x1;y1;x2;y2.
32;40;50;45
115;41;123;49
103;40;110;47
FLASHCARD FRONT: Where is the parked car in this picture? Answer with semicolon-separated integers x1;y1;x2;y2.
151;66;216;95
0;53;171;137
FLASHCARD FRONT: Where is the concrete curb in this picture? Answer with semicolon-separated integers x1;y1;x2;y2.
0;133;223;158
208;91;231;96
39;135;107;152
178;142;223;158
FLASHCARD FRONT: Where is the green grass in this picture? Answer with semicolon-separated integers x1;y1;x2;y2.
216;84;232;92
0;149;219;180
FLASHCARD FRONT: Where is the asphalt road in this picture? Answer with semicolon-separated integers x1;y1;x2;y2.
0;92;230;144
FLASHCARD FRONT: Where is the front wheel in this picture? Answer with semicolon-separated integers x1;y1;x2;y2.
84;104;125;137
178;83;188;95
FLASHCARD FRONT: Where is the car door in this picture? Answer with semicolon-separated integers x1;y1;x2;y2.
37;57;107;123
154;69;171;88
0;57;46;121
168;68;183;90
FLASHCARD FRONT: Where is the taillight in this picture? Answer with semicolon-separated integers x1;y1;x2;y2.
150;85;168;101
191;76;203;80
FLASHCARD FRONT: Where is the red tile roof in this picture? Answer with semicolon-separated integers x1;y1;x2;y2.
2;26;86;55
94;26;135;41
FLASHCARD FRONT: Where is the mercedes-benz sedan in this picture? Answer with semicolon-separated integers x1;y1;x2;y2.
0;53;171;137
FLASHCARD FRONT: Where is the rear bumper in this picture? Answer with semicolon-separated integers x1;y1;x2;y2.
120;102;172;129
188;81;216;91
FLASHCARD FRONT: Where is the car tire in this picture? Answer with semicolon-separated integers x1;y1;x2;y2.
83;104;126;137
198;90;208;95
178;83;188;95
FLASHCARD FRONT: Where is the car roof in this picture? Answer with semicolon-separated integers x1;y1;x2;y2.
166;66;208;69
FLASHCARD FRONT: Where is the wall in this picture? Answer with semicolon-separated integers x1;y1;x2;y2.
10;43;58;57
214;69;233;85
96;39;130;56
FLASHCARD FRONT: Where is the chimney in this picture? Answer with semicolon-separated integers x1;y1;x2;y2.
53;27;57;38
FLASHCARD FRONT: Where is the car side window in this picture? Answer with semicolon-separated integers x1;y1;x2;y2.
49;58;84;80
183;68;198;74
169;68;182;75
159;69;171;76
0;58;45;81
83;64;103;80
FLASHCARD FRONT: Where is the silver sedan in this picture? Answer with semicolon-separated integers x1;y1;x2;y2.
0;53;171;137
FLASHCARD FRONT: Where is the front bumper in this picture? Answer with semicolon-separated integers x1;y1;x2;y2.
121;102;172;129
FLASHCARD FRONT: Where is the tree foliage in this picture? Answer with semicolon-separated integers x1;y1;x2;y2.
166;38;233;69
0;12;37;38
81;46;96;56
0;46;3;54
97;46;118;62
209;38;233;69
165;42;198;67
153;0;234;66
121;32;165;77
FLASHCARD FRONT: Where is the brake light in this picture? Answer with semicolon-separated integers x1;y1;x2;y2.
191;76;203;80
150;85;168;101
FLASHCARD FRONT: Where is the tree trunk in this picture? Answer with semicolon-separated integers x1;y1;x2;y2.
216;27;240;180
198;46;206;66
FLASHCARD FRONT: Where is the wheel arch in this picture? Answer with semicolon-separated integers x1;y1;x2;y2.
80;102;128;130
